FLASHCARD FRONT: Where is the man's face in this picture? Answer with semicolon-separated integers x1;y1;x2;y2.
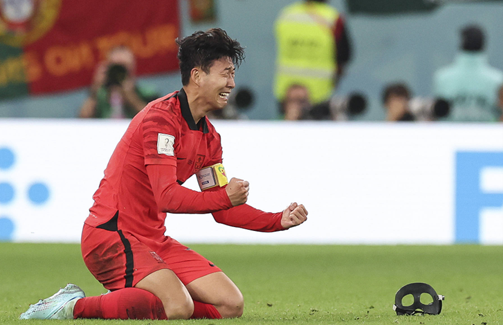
284;86;310;120
386;94;409;121
198;57;236;110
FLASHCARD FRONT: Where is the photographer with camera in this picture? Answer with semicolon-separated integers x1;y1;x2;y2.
382;83;415;122
278;83;367;121
79;46;159;119
279;84;311;120
382;82;449;122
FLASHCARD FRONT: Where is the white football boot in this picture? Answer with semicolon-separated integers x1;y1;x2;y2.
19;284;85;319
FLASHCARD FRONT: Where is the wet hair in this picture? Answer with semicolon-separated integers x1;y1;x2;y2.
460;24;485;52
176;28;245;85
381;83;411;105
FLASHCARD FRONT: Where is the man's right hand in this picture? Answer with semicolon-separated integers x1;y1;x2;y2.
225;177;249;206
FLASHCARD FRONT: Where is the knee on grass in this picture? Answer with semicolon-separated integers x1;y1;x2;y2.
218;293;244;318
164;300;194;320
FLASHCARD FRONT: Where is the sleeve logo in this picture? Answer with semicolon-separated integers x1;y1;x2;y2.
157;133;175;156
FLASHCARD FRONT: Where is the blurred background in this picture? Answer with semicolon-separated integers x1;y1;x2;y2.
1;0;503;121
0;0;502;245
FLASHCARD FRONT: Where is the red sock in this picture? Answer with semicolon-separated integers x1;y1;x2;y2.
73;288;167;320
190;301;222;319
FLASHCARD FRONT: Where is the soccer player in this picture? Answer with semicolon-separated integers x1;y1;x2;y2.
20;28;308;321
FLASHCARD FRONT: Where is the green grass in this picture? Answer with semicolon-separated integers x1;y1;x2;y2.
1;243;503;324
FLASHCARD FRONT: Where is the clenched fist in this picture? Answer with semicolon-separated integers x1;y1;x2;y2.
225;177;249;206
281;202;308;229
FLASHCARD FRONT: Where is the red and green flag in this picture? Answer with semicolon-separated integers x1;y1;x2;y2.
0;0;180;100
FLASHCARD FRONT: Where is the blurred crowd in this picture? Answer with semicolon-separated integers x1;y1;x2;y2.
4;0;502;123
268;0;503;123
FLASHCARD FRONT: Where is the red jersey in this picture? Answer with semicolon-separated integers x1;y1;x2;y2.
85;89;284;248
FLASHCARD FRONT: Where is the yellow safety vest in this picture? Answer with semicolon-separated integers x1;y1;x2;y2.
274;2;339;104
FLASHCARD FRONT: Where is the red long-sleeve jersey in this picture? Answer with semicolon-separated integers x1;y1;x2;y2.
85;88;284;248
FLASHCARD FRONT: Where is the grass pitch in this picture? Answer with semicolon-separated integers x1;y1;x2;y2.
1;243;503;324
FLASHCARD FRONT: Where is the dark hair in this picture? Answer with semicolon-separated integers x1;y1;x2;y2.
176;28;245;85
460;24;485;52
382;83;411;105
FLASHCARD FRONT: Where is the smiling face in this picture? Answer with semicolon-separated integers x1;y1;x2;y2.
196;57;236;110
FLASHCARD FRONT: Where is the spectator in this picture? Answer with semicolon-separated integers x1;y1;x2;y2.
382;83;415;122
280;84;311;120
79;46;159;119
273;0;352;114
433;24;503;122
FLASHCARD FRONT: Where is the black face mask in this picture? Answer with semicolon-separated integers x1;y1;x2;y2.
393;283;444;315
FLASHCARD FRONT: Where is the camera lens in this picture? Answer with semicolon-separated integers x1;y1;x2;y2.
105;64;128;87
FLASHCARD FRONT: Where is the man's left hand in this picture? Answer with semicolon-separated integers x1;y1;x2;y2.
281;202;308;229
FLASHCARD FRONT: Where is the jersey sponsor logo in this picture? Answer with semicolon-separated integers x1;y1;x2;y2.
157;133;175;156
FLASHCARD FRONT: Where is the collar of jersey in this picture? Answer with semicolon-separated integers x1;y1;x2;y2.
177;88;209;134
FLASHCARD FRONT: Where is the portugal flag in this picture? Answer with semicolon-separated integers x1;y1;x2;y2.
0;0;180;100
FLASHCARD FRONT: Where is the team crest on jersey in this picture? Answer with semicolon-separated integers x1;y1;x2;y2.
194;154;205;170
157;133;175;156
0;0;62;47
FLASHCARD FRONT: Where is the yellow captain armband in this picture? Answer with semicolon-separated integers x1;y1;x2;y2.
196;163;229;191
